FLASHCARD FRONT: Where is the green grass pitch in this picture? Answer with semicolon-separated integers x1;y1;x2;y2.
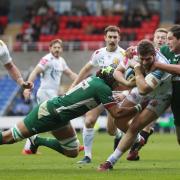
0;132;180;180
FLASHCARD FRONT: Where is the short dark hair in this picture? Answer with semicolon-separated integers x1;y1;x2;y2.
49;39;63;47
137;40;155;56
169;25;180;40
104;25;120;36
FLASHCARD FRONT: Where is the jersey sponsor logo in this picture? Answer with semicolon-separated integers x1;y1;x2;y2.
40;58;48;65
113;58;119;65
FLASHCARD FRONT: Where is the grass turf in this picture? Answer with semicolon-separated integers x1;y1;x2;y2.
0;132;180;180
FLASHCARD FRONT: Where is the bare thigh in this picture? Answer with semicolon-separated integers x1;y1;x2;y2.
84;104;104;128
106;111;117;136
114;98;137;132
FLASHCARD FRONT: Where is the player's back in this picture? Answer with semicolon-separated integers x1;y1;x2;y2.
47;76;111;121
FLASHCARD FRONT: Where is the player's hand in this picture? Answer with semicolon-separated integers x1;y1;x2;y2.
21;81;34;89
125;46;136;59
23;89;31;100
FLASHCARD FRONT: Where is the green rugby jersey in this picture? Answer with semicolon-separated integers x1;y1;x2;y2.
47;76;116;122
160;45;180;81
160;45;180;64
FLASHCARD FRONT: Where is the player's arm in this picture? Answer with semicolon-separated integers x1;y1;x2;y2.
113;64;135;87
154;62;180;75
106;103;142;119
27;65;43;82
23;65;43;100
4;62;33;89
63;68;78;81
70;62;94;89
133;64;155;95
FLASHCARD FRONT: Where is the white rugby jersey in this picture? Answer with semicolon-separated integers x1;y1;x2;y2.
130;50;172;98
0;40;12;65
89;46;125;71
37;53;68;91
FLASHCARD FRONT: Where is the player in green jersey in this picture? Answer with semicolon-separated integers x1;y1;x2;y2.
151;25;180;144
0;66;141;159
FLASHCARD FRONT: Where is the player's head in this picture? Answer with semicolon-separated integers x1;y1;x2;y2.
104;25;120;52
96;64;118;89
137;40;156;71
167;25;180;53
49;39;63;58
153;28;168;48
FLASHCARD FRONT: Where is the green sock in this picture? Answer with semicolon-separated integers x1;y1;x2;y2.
0;132;3;144
35;136;64;154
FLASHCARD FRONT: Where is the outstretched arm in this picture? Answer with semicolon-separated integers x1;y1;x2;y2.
154;62;180;75
69;62;94;89
4;62;33;89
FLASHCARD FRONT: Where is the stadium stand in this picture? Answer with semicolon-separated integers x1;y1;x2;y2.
0;75;20;115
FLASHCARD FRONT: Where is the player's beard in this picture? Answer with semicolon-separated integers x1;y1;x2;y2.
108;42;117;51
53;51;60;58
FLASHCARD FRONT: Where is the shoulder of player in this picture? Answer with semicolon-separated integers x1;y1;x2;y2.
93;47;106;55
155;50;170;64
91;76;111;90
0;40;6;47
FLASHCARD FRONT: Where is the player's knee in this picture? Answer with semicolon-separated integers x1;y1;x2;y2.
85;119;96;128
59;135;79;157
65;149;79;158
10;125;25;143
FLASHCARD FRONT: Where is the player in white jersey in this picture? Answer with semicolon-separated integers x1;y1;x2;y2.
22;39;77;154
125;28;168;160
0;40;32;89
70;25;128;164
98;40;172;171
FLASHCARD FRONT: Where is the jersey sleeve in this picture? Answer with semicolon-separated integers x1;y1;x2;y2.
37;57;49;70
96;83;117;109
89;50;100;67
61;58;69;71
145;70;165;89
0;41;12;65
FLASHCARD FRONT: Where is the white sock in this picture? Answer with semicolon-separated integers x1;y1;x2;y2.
107;147;123;165
83;127;95;159
23;139;31;150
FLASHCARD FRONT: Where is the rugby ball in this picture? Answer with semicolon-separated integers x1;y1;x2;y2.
124;67;135;81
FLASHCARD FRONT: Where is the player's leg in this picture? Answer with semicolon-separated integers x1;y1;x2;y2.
106;111;123;150
22;90;51;155
0;115;35;145
77;105;104;164
127;96;171;161
98;108;157;171
31;123;79;158
108;91;129;150
126;122;154;161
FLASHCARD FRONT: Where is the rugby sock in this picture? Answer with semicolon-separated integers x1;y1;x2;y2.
107;147;123;165
35;136;64;154
83;127;95;159
140;130;153;144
